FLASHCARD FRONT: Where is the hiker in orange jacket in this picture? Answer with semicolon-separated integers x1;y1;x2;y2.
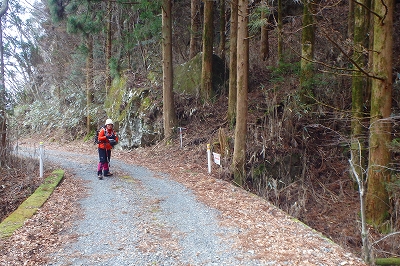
97;119;118;179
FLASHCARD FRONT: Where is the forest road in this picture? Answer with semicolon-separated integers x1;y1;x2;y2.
39;148;260;266
13;146;367;266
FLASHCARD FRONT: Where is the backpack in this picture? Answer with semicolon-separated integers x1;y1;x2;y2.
94;126;106;144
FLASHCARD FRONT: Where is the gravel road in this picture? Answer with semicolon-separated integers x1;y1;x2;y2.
39;149;262;266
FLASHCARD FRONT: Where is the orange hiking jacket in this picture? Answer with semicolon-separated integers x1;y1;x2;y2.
97;127;118;150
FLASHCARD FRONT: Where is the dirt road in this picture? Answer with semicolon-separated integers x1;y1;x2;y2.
1;145;366;266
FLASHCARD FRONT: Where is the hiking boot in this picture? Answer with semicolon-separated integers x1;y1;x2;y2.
104;172;113;177
98;174;103;180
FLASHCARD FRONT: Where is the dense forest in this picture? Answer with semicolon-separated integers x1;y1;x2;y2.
0;0;400;264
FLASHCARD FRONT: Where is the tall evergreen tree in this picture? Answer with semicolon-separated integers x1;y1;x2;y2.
162;0;177;140
299;0;315;103
85;35;94;133
260;2;269;61
51;0;103;133
232;0;249;186
105;0;112;94
201;0;214;101
189;0;201;59
227;0;238;127
350;0;370;193
0;0;8;166
219;0;226;62
277;0;283;63
347;0;355;39
366;0;394;229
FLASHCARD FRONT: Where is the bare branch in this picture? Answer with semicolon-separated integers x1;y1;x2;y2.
372;231;400;246
353;0;381;20
321;29;385;81
283;29;384;80
378;0;389;25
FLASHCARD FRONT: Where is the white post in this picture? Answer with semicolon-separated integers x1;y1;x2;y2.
179;127;183;148
39;142;44;178
178;127;186;148
207;144;211;174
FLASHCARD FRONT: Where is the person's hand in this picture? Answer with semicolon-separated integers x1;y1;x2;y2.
106;135;115;139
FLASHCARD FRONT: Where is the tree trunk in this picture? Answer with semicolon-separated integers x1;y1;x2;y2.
189;0;201;59
260;6;269;61
299;0;315;104
0;20;5;165
105;0;112;94
277;0;283;63
350;0;370;191
0;0;8;166
162;0;177;140
201;0;214;101
227;0;238;127
366;0;394;229
232;0;249;186
219;0;226;62
347;0;355;39
86;35;94;134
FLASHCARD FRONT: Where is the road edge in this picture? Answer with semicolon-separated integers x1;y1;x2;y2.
0;169;65;238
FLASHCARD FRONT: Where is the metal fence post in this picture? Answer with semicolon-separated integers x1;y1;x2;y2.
39;142;44;178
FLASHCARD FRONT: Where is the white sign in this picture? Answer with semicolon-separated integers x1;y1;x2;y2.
213;152;221;165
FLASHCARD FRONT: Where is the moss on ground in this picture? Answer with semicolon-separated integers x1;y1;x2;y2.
0;169;65;238
375;258;400;265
